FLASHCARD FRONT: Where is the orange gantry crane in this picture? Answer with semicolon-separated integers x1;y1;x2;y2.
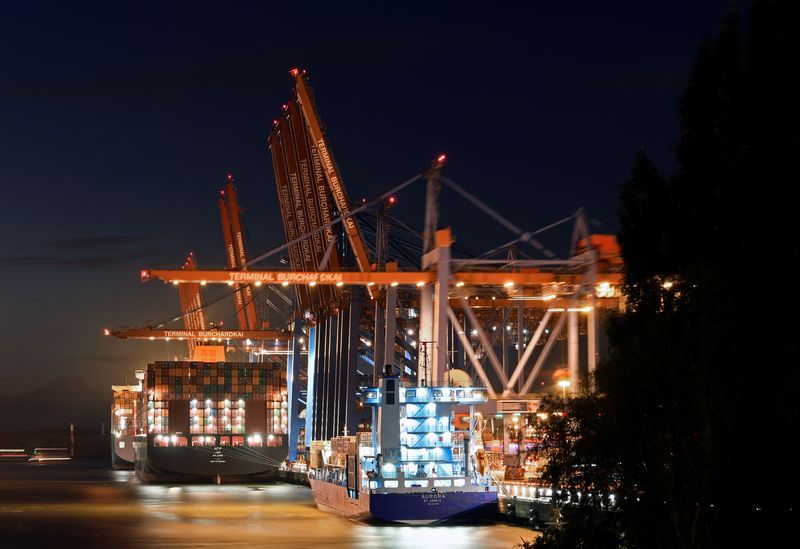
218;175;258;330
109;183;286;356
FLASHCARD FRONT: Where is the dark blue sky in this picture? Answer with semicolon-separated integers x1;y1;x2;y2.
0;1;734;428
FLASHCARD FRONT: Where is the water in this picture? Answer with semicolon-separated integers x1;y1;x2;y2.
0;462;537;548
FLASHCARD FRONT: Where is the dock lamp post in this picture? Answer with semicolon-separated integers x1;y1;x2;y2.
557;380;571;399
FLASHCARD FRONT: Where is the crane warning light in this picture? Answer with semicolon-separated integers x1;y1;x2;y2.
289;68;299;76
103;328;110;336
437;154;447;164
140;270;151;281
388;196;396;205
282;104;288;110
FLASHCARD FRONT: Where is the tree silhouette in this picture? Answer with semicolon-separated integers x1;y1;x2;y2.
534;1;799;547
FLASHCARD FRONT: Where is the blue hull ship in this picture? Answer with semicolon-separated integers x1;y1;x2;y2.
308;374;497;524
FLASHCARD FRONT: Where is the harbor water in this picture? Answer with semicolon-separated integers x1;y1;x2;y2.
0;462;537;547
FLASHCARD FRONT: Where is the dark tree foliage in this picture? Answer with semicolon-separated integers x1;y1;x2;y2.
617;150;673;311
534;1;799;547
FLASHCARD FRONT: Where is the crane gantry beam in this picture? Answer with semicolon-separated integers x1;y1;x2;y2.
105;327;291;341
141;268;621;291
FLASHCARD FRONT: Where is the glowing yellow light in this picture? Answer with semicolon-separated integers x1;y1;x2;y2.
504;281;514;288
416;281;425;287
226;280;234;286
281;281;289;287
390;281;398;287
308;281;317;287
254;280;262;286
336;281;344;287
456;281;465;287
172;280;180;286
200;281;207;286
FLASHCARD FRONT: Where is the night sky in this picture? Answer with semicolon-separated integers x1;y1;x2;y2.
0;1;734;430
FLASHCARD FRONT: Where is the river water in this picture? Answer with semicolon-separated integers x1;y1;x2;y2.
0;462;536;548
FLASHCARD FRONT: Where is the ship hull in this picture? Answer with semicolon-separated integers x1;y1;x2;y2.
111;435;136;469
134;439;287;482
309;478;371;520
309;478;498;524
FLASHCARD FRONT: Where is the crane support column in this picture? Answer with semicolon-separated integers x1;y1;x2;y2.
373;299;385;380
345;290;363;436
304;324;317;448
418;284;433;383
287;317;304;460
432;229;451;383
384;263;398;374
568;307;579;392
384;287;397;371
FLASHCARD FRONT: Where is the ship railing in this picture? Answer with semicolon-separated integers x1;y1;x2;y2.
400;380;486;388
406;427;449;434
404;441;453;449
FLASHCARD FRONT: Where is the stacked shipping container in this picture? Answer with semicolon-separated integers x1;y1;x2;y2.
111;385;139;437
137;361;288;437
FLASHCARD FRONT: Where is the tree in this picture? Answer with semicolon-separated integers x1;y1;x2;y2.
534;2;799;546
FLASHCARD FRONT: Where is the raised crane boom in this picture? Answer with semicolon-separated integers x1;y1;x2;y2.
218;176;258;330
291;69;372;275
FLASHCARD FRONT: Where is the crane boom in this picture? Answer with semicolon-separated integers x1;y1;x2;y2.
218;177;258;330
291;69;372;274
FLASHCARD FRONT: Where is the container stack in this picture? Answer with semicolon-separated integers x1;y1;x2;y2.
309;440;328;469
111;385;139;437
140;361;289;436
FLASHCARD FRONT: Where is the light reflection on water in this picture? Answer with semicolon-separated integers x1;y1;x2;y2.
0;463;536;548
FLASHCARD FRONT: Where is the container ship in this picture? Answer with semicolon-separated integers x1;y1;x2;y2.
308;371;497;524
119;360;289;482
111;372;143;469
